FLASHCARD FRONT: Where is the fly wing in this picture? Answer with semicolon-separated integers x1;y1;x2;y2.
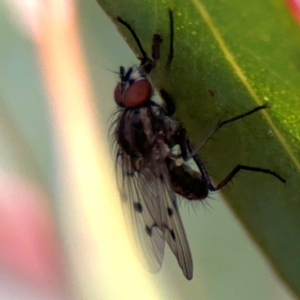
116;151;165;273
116;150;193;279
156;161;194;280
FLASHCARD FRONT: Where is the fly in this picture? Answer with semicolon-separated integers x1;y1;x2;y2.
111;10;286;280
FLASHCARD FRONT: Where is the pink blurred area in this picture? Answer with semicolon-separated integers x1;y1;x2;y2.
1;0;95;298
286;0;300;25
0;172;70;299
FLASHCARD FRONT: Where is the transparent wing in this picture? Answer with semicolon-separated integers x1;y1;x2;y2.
156;161;193;280
116;150;193;279
116;151;165;273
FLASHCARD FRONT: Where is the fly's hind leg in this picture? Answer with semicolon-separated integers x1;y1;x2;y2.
208;165;286;191
186;138;286;192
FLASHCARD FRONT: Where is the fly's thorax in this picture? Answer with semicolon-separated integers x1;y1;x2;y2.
115;102;180;169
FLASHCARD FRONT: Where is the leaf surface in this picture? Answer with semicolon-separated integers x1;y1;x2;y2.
96;0;300;296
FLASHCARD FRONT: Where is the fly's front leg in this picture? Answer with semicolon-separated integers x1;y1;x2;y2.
116;16;150;66
152;34;163;61
152;9;173;63
166;9;174;71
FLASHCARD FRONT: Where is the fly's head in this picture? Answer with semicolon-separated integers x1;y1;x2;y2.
114;15;163;109
114;66;153;108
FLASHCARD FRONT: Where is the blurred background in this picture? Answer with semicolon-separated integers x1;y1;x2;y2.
0;0;295;299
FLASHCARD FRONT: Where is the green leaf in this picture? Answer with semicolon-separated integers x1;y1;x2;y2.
96;0;300;296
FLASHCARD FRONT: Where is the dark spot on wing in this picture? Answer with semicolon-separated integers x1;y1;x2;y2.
170;229;176;241
172;200;178;211
134;202;143;213
126;171;134;176
145;225;152;236
159;174;164;181
167;207;173;216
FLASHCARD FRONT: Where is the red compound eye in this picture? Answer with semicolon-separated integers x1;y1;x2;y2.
114;80;152;108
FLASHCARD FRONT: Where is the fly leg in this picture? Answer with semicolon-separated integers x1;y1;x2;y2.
152;9;174;66
159;9;175;112
116;16;150;66
190;103;269;157
152;34;163;61
117;10;175;71
209;165;286;189
186;138;286;191
154;9;175;114
160;89;176;116
116;16;163;73
166;9;174;71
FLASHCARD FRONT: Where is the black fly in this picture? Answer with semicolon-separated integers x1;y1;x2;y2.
111;10;286;280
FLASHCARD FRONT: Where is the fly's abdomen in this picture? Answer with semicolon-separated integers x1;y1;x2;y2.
166;158;208;200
